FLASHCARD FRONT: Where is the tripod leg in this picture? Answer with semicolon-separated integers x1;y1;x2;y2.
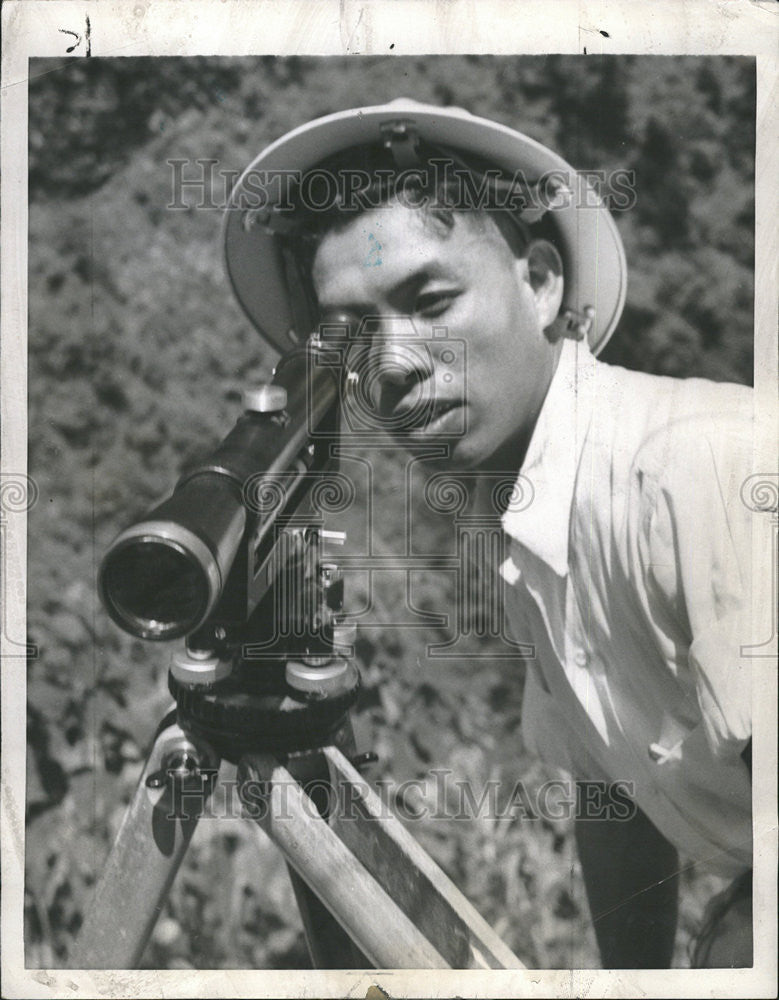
281;726;372;968
69;721;219;968
286;865;372;968
238;753;449;968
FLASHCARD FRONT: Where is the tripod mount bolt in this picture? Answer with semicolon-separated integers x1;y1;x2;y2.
150;749;200;788
170;644;232;686
145;732;220;792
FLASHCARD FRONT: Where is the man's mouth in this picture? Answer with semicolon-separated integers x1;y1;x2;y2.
391;397;464;435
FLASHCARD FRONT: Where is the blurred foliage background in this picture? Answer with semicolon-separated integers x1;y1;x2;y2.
25;55;754;970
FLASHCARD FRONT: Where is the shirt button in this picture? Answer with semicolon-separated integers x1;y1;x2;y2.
573;648;587;666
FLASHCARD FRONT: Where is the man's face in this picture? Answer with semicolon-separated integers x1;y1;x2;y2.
311;204;561;472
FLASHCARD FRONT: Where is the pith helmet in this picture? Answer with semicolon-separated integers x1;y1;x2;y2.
223;99;627;356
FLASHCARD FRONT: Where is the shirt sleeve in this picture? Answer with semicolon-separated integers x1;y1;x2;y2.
637;397;762;759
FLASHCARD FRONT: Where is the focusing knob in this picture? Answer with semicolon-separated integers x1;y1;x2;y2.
242;384;288;413
170;644;232;686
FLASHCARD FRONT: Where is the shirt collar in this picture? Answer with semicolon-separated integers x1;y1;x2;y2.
501;337;600;576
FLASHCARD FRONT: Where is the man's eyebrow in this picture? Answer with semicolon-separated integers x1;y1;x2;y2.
318;265;443;315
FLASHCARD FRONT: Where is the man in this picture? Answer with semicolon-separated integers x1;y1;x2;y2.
223;99;759;968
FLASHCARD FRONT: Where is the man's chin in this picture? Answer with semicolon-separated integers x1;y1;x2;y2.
393;434;483;471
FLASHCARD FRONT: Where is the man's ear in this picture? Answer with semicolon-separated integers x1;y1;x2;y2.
520;239;564;335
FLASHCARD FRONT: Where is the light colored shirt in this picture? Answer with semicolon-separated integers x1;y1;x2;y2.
498;338;761;877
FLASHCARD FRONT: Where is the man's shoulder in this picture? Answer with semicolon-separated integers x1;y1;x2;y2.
595;359;752;415
579;360;755;522
571;362;756;578
593;360;753;462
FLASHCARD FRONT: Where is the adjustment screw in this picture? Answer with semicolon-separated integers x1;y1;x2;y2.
242;384;288;413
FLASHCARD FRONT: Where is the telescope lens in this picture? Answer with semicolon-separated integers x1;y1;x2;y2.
100;539;211;640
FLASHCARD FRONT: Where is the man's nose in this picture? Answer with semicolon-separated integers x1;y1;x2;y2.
362;316;434;413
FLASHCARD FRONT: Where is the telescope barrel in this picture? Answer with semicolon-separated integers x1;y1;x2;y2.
98;346;339;640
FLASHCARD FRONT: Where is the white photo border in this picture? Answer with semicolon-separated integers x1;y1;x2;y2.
2;1;777;997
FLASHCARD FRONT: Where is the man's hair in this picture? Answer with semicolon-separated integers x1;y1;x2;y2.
285;143;542;294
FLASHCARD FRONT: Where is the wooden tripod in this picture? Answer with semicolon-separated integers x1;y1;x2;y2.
70;714;523;970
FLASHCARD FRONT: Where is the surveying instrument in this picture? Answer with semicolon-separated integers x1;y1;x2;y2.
69;337;523;971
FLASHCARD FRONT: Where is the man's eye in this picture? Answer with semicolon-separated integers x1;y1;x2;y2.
415;292;457;317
